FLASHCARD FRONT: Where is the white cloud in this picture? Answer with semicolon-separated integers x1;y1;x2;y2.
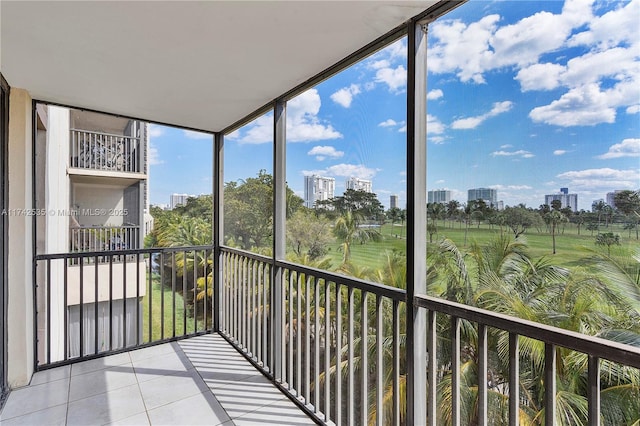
557;167;640;189
368;59;390;70
452;101;513;129
375;65;407;93
427;89;444;100
489;184;533;190
427;114;446;134
596;139;640;159
553;150;567;155
183;130;211;140
379;119;398;127
529;84;616;126
427;1;639;128
491;149;534;158
148;143;163;165
568;0;639;49
398;125;407;133
500;144;513;149
234;89;342;144
330;84;361;108
627;105;640;114
149;125;164;138
307;145;344;161
303;164;379;180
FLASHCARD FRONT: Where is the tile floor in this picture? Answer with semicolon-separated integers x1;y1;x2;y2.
0;334;316;425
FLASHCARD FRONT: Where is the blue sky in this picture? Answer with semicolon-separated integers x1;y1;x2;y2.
148;0;639;211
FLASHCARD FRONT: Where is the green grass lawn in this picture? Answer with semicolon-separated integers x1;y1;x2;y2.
322;221;639;272
141;274;196;343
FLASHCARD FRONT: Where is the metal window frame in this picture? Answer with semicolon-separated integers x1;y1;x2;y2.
0;72;10;409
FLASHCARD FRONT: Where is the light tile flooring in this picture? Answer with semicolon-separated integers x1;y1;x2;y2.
0;334;316;425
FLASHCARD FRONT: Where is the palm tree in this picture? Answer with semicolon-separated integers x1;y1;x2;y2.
333;211;382;264
545;210;568;254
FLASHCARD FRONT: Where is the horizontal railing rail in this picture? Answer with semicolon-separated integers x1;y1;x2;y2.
34;245;215;369
220;245;407;426
69;129;141;173
415;294;640;426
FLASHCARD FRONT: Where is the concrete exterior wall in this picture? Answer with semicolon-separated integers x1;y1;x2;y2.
7;88;34;388
73;183;125;226
65;260;147;305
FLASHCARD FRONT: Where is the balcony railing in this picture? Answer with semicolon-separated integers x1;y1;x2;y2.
35;245;215;366
33;244;640;425
70;225;140;253
69;129;141;173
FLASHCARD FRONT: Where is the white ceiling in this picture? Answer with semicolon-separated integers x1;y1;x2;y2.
2;1;441;133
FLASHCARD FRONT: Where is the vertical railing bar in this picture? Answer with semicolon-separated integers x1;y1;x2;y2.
288;271;294;388
255;261;261;361
249;258;254;352
79;259;84;357
63;260;68;361
478;323;488;426
361;290;369;426
209;250;215;330
509;333;520;426
263;262;269;369
545;343;556;426
182;251;187;337
204;250;208;332
588;355;600;425
376;295;384;426
251;259;257;357
193;250;198;333
109;255;113;351
147;253;152;343
314;276;320;413
348;286;355;425
136;252;141;346
94;255;99;354
297;272;302;395
324;280;331;423
429;310;439;425
46;259;51;365
393;300;400;426
123;255;127;349
451;316;461;426
160;251;165;340
335;283;342;425
304;274;311;404
171;252;176;338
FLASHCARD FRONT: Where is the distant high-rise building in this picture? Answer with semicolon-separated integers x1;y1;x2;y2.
170;193;189;209
390;194;399;209
468;188;497;206
304;175;335;208
428;189;451;204
545;188;578;212
345;177;372;193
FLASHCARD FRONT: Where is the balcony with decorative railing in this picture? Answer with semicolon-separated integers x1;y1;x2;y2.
69;129;142;174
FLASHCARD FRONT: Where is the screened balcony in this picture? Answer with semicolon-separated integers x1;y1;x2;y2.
2;1;639;425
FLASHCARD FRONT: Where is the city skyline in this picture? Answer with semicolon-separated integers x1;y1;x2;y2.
147;0;639;212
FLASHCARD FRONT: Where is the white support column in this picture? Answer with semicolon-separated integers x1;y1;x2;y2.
7;88;34;387
406;20;428;426
272;100;286;380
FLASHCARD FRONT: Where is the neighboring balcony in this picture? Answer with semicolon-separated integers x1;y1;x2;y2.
69;129;144;177
70;225;141;254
